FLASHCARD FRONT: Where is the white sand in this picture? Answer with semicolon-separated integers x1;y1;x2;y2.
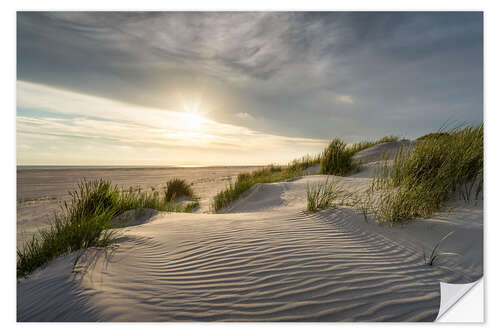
17;144;482;322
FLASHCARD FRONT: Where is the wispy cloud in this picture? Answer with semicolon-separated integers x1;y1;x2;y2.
336;95;355;104
17;81;327;165
16;12;483;164
236;112;254;120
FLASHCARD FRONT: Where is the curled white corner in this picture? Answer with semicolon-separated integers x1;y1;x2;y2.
436;279;482;321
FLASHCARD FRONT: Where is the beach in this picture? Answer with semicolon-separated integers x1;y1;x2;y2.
17;143;483;321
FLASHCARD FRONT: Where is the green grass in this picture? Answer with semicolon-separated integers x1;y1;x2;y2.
182;200;200;213
164;178;194;202
17;178;197;278
371;125;483;224
212;136;399;212
212;156;321;212
320;139;354;176
17;207;117;278
320;136;399;176
306;177;345;212
211;167;298;212
423;231;460;265
346;135;399;155
416;132;451;141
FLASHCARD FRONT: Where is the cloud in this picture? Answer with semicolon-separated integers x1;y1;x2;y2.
236;112;254;120
336;95;354;104
16;12;483;157
17;81;328;165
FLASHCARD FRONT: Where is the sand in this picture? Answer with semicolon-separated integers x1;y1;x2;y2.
16;144;483;322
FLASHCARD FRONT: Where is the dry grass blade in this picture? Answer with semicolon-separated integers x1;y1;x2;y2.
423;231;460;266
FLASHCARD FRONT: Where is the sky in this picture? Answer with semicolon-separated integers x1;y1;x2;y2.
17;12;483;166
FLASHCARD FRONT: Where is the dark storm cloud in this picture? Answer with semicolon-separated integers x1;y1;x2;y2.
17;11;483;141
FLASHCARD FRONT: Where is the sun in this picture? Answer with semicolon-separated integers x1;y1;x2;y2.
181;104;207;131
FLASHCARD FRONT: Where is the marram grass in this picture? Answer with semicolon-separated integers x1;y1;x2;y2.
164;178;194;202
370;125;483;224
306;177;347;212
213;135;399;212
320;139;354;176
17;178;197;278
320;136;399;176
212;155;320;212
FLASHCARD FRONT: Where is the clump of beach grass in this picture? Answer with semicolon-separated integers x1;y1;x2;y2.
320;139;354;176
320;136;399;177
164;178;194;202
354;186;376;222
17;207;117;278
17;178;197;278
371;125;483;224
182;200;200;213
306;177;344;212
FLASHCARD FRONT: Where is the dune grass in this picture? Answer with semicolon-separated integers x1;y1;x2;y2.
423;231;460;266
164;178;194;202
320;139;354;176
17;178;197;278
213;136;399;212
346;135;399;155
416;132;451;141
17;208;117;278
212;155;321;212
285;154;322;174
306;177;346;212
320;136;399;176
211;166;299;212
182;201;200;213
371;125;483;224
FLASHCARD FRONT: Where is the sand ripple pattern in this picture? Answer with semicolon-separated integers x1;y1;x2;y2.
17;208;473;322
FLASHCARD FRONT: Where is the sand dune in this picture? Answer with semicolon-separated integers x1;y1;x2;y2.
352;140;416;164
17;143;483;322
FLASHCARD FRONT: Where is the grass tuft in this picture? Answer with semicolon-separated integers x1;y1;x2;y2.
423;231;460;266
320;139;353;176
17;208;117;278
372;125;483;224
182;201;200;213
320;136;399;176
164;178;194;202
17;178;197;278
306;177;344;212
